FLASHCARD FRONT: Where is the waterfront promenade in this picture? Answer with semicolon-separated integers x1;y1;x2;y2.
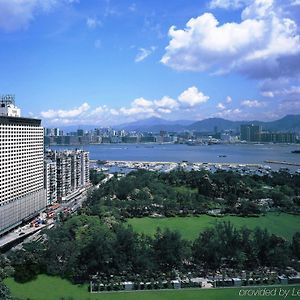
91;159;263;167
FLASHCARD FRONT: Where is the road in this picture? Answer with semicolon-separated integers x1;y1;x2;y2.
0;174;114;251
95;173;114;189
0;220;54;249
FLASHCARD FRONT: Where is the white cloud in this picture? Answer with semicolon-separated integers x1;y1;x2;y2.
90;105;109;115
119;106;157;117
216;96;232;111
241;0;273;19
0;0;74;31
161;0;300;79
110;97;153;117
214;108;243;118
40;86;211;125
41;102;90;118
262;85;300;97
154;96;179;109
135;46;156;62
291;0;300;5
260;77;300;98
241;99;265;107
217;102;226;110
132;97;153;108
86;17;102;29
110;108;119;116
178;86;209;107
157;108;172;114
209;0;249;10
118;95;178;117
226;96;232;103
261;91;274;97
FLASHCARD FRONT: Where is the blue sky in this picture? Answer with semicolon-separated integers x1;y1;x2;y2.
0;0;300;126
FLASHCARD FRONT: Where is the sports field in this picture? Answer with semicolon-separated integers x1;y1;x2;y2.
127;212;300;240
4;275;300;300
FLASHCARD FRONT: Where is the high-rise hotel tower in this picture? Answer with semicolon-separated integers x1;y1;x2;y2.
0;96;46;235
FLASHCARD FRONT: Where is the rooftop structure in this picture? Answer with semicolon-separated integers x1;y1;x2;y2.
0;94;21;117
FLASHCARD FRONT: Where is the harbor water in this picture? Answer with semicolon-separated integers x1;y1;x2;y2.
49;143;300;171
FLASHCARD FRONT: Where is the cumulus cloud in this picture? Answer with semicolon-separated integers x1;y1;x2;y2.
226;96;232;103
135;46;156;62
241;0;273;19
132;97;153;108
40;86;210;125
154;96;179;109
0;0;74;31
41;102;90;118
157;108;172;114
110;108;120;116
118;95;166;117
241;99;266;107
89;105;109;115
119;106;157;117
161;0;300;79
178;86;209;107
122;87;208;116
216;95;235;111
217;102;226;110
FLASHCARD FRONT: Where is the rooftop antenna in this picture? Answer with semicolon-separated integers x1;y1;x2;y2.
0;94;15;105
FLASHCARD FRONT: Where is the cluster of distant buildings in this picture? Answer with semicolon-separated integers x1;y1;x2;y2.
44;124;298;146
240;124;296;143
0;97;89;236
44;128;177;145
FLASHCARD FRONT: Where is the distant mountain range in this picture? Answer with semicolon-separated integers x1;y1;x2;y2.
115;117;194;132
117;115;300;133
53;115;300;133
188;115;300;133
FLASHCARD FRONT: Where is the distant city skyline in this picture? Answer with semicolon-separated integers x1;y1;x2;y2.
1;0;300;126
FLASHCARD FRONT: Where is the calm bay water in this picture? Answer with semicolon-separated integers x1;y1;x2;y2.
50;143;300;170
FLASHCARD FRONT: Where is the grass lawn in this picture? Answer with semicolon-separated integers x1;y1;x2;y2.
127;212;300;240
174;186;198;194
4;275;300;300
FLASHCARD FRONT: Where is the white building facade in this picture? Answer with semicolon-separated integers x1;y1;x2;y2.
45;149;90;202
0;98;46;235
44;160;57;205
